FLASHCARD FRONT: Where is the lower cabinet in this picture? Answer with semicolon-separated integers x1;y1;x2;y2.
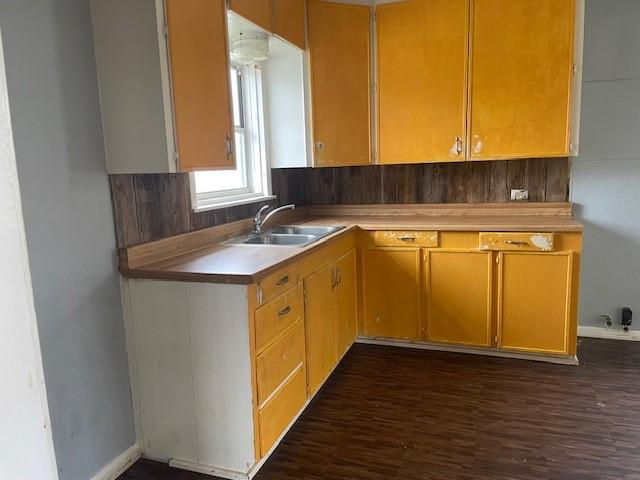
304;262;338;395
336;249;358;358
304;249;358;395
123;229;580;479
426;250;492;347
498;251;574;355
361;248;422;340
257;364;307;457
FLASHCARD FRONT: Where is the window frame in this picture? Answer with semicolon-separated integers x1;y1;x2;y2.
191;64;273;212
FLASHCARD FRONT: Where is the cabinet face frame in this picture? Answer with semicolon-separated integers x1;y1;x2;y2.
424;249;493;347
497;251;575;355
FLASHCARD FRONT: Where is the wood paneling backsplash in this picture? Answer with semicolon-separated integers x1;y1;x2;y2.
109;158;569;248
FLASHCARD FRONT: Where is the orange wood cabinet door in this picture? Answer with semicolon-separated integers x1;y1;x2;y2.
308;0;371;167
426;250;492;347
304;262;337;395
229;0;273;31
361;248;421;340
377;0;469;164
272;0;306;50
336;250;358;358
498;252;574;354
166;0;235;171
469;0;575;160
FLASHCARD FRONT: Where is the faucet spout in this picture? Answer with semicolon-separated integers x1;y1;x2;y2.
253;204;295;234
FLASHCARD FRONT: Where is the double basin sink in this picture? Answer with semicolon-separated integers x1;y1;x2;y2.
227;225;344;248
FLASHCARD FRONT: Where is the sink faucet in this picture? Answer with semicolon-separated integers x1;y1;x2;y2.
253;204;295;234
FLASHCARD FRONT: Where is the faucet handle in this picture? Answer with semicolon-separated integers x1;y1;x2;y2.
254;204;271;223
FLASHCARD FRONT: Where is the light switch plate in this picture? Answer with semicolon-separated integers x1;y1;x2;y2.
510;189;529;201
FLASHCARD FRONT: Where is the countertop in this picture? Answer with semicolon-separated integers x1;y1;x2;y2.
119;203;583;285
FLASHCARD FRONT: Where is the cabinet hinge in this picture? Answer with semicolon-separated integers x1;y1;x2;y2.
257;286;263;305
569;141;575;153
572;63;577;74
371;10;376;22
174;149;180;170
494;335;498;344
496;256;500;264
162;23;169;39
372;83;378;94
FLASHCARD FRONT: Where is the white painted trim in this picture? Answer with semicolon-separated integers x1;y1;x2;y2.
356;337;580;366
169;338;348;480
578;326;640;341
119;277;145;448
169;459;248;480
0;28;59;480
89;444;142;480
192;194;276;213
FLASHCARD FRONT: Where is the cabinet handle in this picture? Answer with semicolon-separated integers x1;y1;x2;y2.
455;136;463;155
278;306;291;317
225;135;233;159
276;275;289;286
505;240;529;246
398;236;416;242
336;268;342;287
331;268;337;289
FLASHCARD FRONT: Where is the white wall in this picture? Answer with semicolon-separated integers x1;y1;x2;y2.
0;1;136;479
571;0;640;330
0;30;58;480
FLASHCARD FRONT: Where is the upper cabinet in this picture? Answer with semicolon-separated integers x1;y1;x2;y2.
229;0;273;32
377;0;469;164
308;0;371;167
372;0;580;165
273;0;307;50
166;0;235;171
92;0;235;173
469;0;576;160
229;0;306;50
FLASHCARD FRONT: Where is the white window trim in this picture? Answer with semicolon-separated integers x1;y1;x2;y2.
191;65;273;213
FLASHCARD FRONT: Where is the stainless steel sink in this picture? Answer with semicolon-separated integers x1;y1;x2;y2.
242;234;317;246
226;225;344;247
269;225;343;236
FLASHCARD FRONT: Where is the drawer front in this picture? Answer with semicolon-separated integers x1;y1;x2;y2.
258;263;300;304
373;230;438;248
256;320;305;406
479;232;555;252
258;365;306;457
255;283;304;353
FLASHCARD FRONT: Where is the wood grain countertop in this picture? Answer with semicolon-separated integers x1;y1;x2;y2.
119;203;583;285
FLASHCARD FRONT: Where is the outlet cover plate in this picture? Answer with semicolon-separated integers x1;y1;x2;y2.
511;189;529;201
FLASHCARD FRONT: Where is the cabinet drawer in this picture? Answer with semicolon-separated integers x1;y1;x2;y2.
256;320;305;406
372;230;438;247
258;263;300;304
255;283;304;353
479;232;555;252
258;364;306;457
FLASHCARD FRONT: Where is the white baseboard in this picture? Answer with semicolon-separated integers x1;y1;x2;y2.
90;443;142;480
578;326;640;341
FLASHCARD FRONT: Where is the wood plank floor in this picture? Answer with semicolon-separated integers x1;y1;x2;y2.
119;338;640;480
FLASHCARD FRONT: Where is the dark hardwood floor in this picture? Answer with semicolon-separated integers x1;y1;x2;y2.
119;338;640;480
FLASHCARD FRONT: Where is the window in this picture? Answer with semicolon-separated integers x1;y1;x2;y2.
192;65;272;211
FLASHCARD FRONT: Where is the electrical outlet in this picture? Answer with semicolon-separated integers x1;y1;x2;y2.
510;189;529;201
